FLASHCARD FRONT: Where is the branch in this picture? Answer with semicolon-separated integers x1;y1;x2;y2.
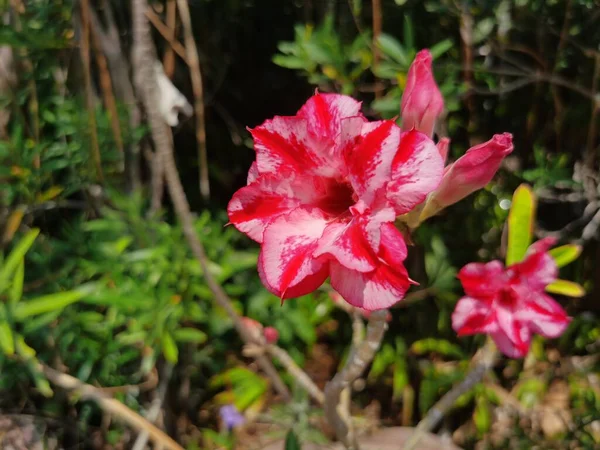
131;0;290;401
371;0;383;99
78;0;104;183
324;309;389;450
402;338;499;450
264;345;325;405
175;0;210;200
41;364;183;450
145;7;188;63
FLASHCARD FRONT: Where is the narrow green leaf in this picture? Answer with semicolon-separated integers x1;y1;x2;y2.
173;328;208;344
15;334;36;358
507;184;536;265
549;244;582;268
161;331;179;364
376;33;408;65
546;279;585;298
0;228;39;293
284;430;302;450
9;259;24;305
13;289;85;320
473;395;492;435
0;320;15;355
429;39;454;59
403;15;414;52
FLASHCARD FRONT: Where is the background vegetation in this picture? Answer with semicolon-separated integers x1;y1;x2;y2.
0;0;599;448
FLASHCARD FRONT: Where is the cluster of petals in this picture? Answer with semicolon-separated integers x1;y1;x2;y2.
451;238;571;358
228;49;514;310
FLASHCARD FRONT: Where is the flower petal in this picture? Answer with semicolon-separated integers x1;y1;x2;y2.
297;92;363;140
458;260;506;299
495;306;531;357
314;209;400;272
516;238;558;290
345;120;401;205
250;116;316;176
421;133;513;219
401;49;444;137
452;296;498;336
517;293;570;338
258;207;329;297
329;261;411;310
228;175;308;242
386;129;444;215
491;327;530;359
329;223;411;310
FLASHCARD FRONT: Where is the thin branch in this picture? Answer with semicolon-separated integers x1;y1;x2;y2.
131;0;290;400
163;0;177;78
584;54;600;198
41;364;183;450
176;0;210;200
324;309;389;450
132;364;173;450
79;0;104;183
371;0;383;100
402;338;499;450
89;11;124;161
264;345;325;405
145;7;188;63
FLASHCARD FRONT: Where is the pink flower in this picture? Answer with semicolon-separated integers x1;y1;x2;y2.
228;92;444;310
401;50;445;138
420;133;514;221
452;238;571;358
263;327;279;344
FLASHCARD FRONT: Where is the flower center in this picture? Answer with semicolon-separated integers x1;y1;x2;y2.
317;180;357;217
497;285;519;307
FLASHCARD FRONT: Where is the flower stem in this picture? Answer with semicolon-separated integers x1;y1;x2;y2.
324;309;389;450
402;338;499;450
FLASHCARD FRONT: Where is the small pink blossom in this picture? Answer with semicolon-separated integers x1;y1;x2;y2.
228;92;444;310
241;317;280;344
401;50;445;138
452;238;571;358
420;133;514;221
263;327;279;344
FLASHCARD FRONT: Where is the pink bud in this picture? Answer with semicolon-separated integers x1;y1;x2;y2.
263;327;279;344
421;133;513;220
401;50;444;138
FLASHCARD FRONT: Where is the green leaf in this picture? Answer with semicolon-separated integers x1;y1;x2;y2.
9;259;24;305
173;328;207;344
506;184;536;265
545;279;585;298
429;39;454;59
284;429;302;450
549;244;582;268
0;317;15;356
161;331;179;364
13;289;86;320
272;55;308;69
473;395;492;435
411;338;466;359
403;15;414;52
377;33;408;65
0;229;39;293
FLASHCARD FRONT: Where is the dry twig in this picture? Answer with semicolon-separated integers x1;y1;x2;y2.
324;310;389;450
176;0;210;200
41;364;183;450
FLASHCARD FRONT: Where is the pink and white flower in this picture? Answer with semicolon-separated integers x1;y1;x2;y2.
452;238;571;358
228;92;444;310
